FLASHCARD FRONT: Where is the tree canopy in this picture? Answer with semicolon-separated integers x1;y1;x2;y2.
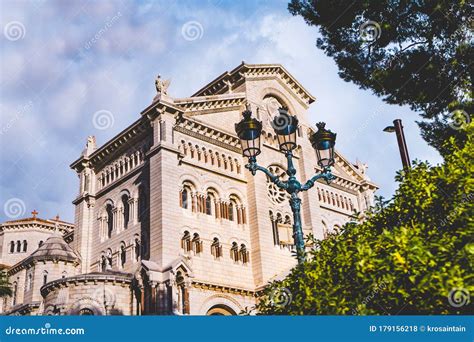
288;0;472;155
255;123;473;314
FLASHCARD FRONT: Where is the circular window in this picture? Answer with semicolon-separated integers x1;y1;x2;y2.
266;165;289;204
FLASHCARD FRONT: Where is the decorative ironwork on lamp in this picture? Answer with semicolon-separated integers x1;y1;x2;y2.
235;104;337;264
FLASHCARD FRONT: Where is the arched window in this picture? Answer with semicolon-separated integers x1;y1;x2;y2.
16;241;21;253
43;271;48;285
101;255;107;272
122;194;130;229
240;244;249;264
106;204;113;239
270;211;279;246
230;242;239;262
120;242;126;268
106;249;113;269
26;272;33;291
180;188;189;209
22;240;27;252
322;221;328;239
9;241;14;253
205;193;213;216
192;233;202;254
12;282;17;306
134;238;141;261
211;238;222;258
228;202;234;221
181;231;191;252
38;240;43;247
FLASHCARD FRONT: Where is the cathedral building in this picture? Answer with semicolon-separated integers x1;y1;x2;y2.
0;63;377;315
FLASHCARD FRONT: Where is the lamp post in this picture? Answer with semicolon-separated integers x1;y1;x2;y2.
383;119;411;169
235;104;337;264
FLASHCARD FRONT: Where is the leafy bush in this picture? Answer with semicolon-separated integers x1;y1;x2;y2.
255;124;473;315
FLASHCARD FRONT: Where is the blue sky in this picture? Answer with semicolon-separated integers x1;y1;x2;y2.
0;0;443;223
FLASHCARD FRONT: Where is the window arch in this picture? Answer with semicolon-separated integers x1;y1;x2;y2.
240;244;249;264
270;211;279;245
22;240;27;252
12;282;17;306
205;191;216;216
229;194;245;224
192;233;203;254
180;182;195;210
322;220;328;239
230;242;239;262
38;240;43;248
100;254;107;272
121;194;130;229
270;212;293;248
120;242;126;268
106;249;113;269
211;237;222;258
106;203;114;239
26;272;33;291
16;240;21;253
101;254;107;272
228;201;234;221
134;237;141;261
9;241;14;253
43;270;48;285
180;187;189;209
181;231;191;252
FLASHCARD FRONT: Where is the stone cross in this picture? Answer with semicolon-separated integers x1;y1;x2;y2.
31;210;38;219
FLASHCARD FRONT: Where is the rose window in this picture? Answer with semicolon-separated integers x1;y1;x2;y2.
266;165;289;204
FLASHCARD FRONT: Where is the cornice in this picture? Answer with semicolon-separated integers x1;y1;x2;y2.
8;257;79;276
40;272;133;297
70;118;150;172
174;93;246;114
192;279;255;297
174;117;241;153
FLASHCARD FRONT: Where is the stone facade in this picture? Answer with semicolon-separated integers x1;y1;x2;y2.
1;63;377;315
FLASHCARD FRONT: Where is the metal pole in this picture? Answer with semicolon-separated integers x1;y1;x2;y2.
289;194;305;264
393;119;411;169
285;152;305;263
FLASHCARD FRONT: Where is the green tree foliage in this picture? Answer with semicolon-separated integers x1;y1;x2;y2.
0;267;12;298
288;0;472;155
255;124;473;315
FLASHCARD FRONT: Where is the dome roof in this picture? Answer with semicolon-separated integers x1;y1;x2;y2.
29;234;79;262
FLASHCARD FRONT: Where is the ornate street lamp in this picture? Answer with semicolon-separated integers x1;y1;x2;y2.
235;104;337;264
